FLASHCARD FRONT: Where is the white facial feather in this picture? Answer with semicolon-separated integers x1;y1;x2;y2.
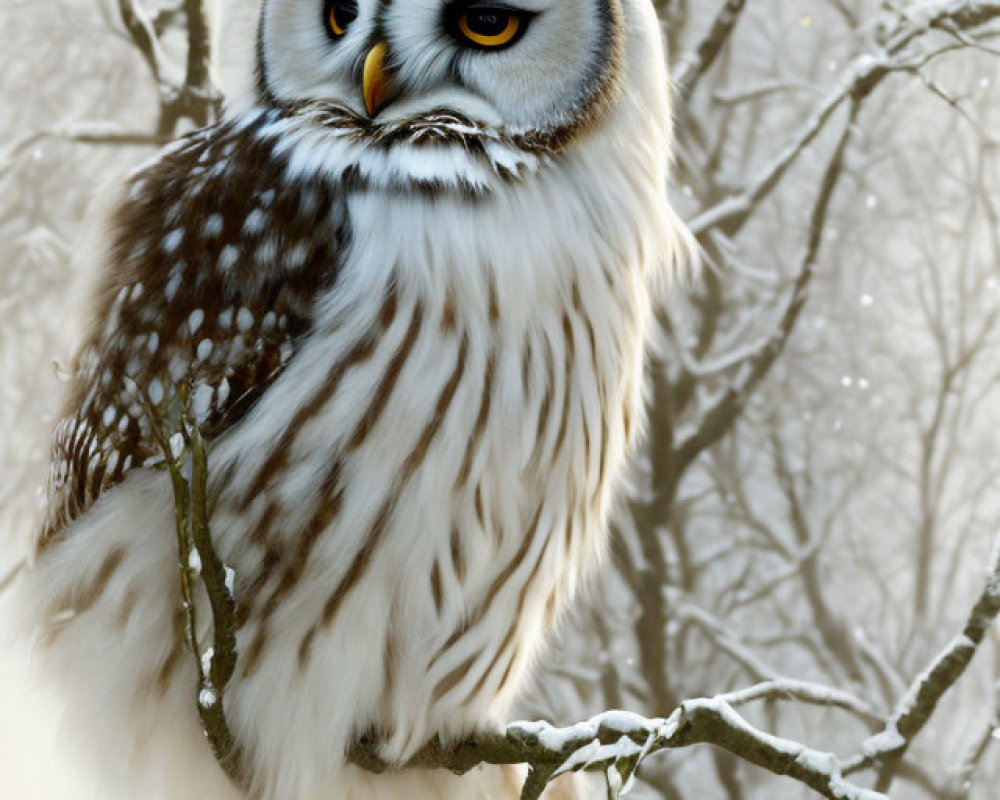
261;0;617;132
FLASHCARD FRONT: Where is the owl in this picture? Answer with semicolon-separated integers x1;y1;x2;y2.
16;0;681;798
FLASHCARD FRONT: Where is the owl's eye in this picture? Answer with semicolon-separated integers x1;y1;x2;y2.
325;0;359;38
449;4;529;50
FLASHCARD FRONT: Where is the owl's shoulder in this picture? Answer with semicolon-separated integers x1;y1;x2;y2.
40;113;345;548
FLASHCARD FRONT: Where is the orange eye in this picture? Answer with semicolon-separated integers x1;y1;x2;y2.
325;0;358;38
456;7;524;49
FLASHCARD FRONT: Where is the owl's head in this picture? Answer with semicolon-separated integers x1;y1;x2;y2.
259;0;623;133
252;0;667;191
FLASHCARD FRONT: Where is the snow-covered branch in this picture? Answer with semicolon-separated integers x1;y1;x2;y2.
841;531;1000;793
350;706;885;800
688;1;1000;238
347;528;1000;799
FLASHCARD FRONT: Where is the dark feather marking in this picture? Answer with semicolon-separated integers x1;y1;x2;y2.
237;539;280;628
242;285;395;505
595;415;610;509
494;650;518;697
462;511;557;706
347;305;425;451
431;652;480;704
450;524;466;586
429;503;544;669
241;461;344;678
455;351;496;489
520;336;533;404
530;335;555;469
430;560;444;617
474;483;486;529
40;116;344;551
73;545;126;616
550;313;577;468
155;639;183;696
299;332;469;668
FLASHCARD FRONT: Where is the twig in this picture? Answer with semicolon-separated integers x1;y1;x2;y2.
114;0;220;135
143;388;242;785
946;687;999;799
183;421;240;770
720;680;884;728
0;124;167;182
674;0;750;103
117;0;171;87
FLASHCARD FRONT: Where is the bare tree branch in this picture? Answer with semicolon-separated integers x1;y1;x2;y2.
841;532;1000;792
674;0;750;103
0;124;168;182
144;387;243;787
116;0;170;87
675;96;859;474
687;0;1000;239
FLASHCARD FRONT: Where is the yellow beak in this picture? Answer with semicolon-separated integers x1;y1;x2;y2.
363;42;391;118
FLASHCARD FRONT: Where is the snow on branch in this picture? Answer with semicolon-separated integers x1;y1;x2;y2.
350;705;886;800
687;0;1000;238
840;531;1000;794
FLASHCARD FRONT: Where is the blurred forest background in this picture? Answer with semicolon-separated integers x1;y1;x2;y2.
2;0;1000;798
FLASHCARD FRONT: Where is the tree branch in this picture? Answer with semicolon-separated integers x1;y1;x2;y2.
839;531;1000;793
143;386;243;786
674;0;749;103
0;124;168;183
675;96;859;474
350;707;885;800
687;2;1000;238
117;0;170;87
